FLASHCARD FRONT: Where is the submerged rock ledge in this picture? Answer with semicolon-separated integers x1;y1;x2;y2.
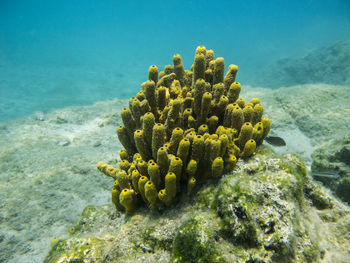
44;148;350;263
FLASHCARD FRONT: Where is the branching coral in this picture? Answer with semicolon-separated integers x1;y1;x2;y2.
97;46;271;214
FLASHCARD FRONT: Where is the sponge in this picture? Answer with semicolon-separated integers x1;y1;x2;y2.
241;139;256;158
119;189;136;214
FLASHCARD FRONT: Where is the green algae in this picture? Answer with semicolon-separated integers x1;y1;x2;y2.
139;220;174;252
193;182;218;209
171;212;224;263
304;182;334;210
44;237;105;263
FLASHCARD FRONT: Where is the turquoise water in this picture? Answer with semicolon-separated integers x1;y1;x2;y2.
1;0;350;122
1;1;350;262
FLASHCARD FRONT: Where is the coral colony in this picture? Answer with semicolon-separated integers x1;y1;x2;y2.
97;46;271;214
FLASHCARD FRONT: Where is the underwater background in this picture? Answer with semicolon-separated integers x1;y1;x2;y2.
1;0;350;262
1;0;350;122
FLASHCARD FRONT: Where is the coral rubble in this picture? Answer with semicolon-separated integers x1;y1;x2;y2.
97;46;270;213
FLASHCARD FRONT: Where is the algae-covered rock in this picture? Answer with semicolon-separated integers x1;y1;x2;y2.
311;131;350;203
214;151;328;262
45;149;350;263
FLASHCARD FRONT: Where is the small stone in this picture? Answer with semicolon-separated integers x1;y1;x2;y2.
56;116;68;124
93;141;101;147
33;111;45;121
57;139;70;147
0;124;7;132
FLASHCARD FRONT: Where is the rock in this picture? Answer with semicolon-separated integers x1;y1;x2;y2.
93;141;102;147
57;139;70;147
335;177;350;204
44;149;350;263
55;116;68;124
337;144;350;165
311;132;350;203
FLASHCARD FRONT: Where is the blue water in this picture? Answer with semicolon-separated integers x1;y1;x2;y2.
1;0;350;122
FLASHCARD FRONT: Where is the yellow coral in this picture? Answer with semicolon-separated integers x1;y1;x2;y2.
97;46;271;213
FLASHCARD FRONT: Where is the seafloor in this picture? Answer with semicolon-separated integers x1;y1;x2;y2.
0;82;350;262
